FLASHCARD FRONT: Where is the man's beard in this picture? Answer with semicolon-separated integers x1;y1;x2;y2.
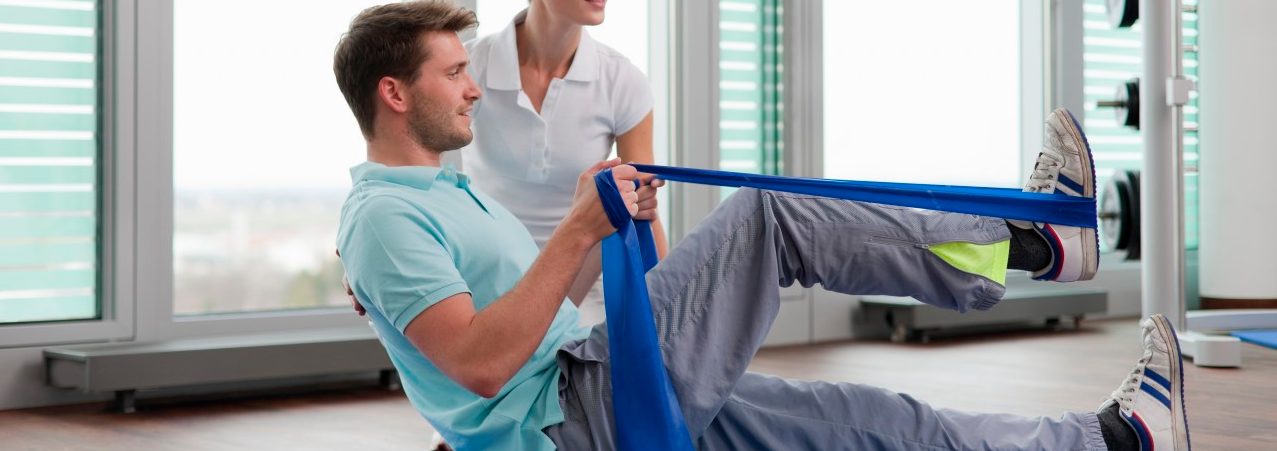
407;97;472;152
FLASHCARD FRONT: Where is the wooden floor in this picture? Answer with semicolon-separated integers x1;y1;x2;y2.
2;319;1274;450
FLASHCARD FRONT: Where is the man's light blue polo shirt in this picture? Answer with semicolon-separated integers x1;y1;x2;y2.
337;161;589;451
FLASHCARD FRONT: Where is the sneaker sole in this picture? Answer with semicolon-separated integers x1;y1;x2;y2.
1057;108;1099;281
1150;314;1192;451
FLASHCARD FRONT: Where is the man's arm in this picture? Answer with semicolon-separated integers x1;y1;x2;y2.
402;160;642;398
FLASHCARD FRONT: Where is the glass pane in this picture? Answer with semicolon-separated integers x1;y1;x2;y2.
0;0;100;324
1081;0;1199;249
172;1;378;315
822;0;1020;187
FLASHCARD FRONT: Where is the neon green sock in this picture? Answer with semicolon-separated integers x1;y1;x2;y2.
928;239;1011;285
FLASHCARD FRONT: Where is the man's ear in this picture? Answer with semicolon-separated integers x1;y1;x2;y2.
377;76;411;114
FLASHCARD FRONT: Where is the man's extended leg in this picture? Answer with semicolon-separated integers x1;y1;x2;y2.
696;314;1190;451
699;372;1105;450
549;188;1033;449
647;188;1020;430
546;108;1103;448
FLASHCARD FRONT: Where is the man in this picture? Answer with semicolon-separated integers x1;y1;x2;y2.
333;2;1190;450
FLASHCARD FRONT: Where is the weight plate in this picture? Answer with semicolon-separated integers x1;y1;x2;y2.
1124;170;1141;260
1107;0;1139;28
1114;78;1141;130
1099;176;1128;251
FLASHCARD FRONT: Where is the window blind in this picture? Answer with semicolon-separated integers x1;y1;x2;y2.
0;0;99;324
718;0;782;177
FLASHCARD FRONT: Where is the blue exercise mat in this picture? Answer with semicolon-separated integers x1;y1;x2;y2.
592;165;1099;450
1231;330;1277;350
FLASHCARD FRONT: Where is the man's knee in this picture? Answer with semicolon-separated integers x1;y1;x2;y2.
719;187;766;210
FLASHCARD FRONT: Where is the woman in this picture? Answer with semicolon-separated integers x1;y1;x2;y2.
460;0;667;326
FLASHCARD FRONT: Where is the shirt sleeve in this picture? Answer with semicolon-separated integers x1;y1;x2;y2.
611;58;654;136
341;195;471;332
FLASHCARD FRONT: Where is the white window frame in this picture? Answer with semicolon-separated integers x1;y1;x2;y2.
0;0;136;348
130;0;368;340
668;0;719;240
1050;0;1085;158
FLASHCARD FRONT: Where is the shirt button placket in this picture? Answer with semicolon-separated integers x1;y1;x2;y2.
524;99;548;181
540;136;549;181
541;80;559;182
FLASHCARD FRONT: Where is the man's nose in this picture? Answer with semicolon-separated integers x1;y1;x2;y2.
465;74;481;101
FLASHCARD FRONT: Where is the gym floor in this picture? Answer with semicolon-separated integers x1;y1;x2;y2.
1;318;1271;450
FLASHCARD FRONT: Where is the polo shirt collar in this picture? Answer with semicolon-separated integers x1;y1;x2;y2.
350;161;470;191
564;29;599;82
485;9;599;91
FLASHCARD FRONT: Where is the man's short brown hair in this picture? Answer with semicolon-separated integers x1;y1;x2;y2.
333;0;478;138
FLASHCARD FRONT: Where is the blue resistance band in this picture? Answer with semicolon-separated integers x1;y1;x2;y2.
631;163;1097;229
592;165;1098;450
594;170;694;451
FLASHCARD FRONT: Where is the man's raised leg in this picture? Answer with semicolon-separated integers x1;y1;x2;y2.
546;189;1015;448
645;189;1013;435
548;108;1104;448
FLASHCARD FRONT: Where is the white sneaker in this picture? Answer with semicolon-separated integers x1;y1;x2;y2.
1100;314;1192;451
1009;108;1100;282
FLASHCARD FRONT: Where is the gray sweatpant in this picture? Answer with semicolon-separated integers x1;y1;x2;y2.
544;189;1107;451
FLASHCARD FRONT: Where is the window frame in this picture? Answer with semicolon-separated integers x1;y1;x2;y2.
667;0;719;240
0;0;135;348
130;0;368;340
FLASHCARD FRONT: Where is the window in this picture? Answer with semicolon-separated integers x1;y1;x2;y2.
1081;0;1199;249
0;0;100;324
171;1;378;315
821;0;1021;187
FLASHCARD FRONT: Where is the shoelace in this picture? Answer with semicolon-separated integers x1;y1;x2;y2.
1025;150;1065;193
1108;320;1158;412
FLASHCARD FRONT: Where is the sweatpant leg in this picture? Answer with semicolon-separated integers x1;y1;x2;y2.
699;372;1108;451
649;188;1012;437
549;188;1018;449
